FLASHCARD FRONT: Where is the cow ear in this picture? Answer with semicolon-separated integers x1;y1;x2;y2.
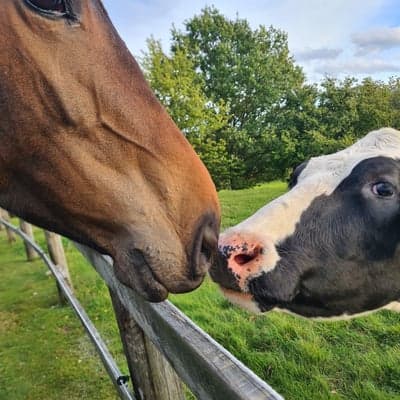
288;160;309;189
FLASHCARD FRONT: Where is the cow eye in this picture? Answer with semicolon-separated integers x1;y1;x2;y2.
371;182;395;197
25;0;66;13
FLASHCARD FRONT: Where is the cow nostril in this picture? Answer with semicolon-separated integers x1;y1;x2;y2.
233;245;263;266
234;254;255;265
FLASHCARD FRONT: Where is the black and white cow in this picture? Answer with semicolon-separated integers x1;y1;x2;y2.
211;128;400;319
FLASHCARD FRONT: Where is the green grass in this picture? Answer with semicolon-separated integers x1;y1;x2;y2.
1;182;400;399
0;229;124;400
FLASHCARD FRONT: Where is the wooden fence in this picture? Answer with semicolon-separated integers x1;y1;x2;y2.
0;217;284;400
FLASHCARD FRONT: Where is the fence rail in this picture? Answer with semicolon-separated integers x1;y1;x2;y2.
76;245;283;400
0;217;284;400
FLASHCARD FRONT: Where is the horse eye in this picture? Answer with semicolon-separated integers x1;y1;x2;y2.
26;0;66;13
371;182;395;198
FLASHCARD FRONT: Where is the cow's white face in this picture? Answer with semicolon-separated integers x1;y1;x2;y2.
211;128;400;318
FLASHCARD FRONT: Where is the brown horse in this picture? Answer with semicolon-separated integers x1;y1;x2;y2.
0;0;220;301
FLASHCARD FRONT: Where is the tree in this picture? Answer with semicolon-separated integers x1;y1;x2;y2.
142;7;399;188
142;38;233;189
171;7;304;131
169;6;305;186
355;78;392;135
389;77;400;129
318;77;358;141
318;76;397;145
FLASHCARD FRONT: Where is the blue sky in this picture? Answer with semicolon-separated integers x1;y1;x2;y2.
102;0;400;83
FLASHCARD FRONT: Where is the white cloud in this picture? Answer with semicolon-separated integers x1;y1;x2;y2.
102;0;399;82
103;0;387;55
295;48;343;61
244;0;386;51
352;27;400;54
315;58;400;75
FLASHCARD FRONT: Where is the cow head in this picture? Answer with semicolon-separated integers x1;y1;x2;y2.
211;128;400;318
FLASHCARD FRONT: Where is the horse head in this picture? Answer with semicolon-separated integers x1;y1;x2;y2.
0;0;220;301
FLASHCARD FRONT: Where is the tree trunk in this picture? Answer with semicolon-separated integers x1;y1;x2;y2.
109;289;185;400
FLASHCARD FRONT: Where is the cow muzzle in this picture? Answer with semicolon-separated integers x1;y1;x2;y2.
210;231;279;291
210;231;301;313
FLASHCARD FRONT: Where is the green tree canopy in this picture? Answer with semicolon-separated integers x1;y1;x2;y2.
142;6;400;188
171;6;304;134
143;6;306;187
142;37;233;188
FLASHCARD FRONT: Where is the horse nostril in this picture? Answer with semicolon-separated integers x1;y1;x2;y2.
200;225;218;263
191;216;219;280
201;242;212;261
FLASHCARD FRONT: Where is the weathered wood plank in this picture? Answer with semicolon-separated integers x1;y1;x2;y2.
44;231;73;304
0;209;16;243
76;244;284;400
19;220;38;261
109;290;185;400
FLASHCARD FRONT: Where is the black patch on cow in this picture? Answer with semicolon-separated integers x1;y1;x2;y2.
210;252;241;292
250;156;400;317
288;160;309;189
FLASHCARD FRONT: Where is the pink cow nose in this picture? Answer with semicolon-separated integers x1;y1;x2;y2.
229;244;263;269
218;234;266;290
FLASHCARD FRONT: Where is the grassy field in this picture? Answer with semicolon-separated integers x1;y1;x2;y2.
1;181;400;399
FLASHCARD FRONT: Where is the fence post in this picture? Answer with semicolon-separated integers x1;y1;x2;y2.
44;231;73;304
109;289;185;400
0;209;16;243
19;219;38;261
